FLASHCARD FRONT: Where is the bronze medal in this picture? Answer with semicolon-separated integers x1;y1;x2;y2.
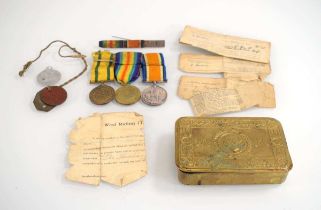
115;85;141;105
40;86;67;106
89;84;115;105
33;90;55;112
141;85;167;106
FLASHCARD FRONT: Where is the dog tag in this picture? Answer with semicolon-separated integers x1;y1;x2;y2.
37;66;61;86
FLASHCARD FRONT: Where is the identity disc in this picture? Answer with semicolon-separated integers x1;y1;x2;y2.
33;90;55;112
40;86;67;106
37;66;61;86
141;85;167;106
89;84;115;105
115;85;141;105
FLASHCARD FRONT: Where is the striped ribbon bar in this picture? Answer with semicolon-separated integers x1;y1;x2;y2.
114;52;143;84
99;40;165;48
142;53;167;83
90;51;114;83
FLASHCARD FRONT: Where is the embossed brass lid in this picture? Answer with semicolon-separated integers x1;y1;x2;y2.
175;117;293;173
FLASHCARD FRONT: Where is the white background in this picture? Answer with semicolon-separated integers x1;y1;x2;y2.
0;0;320;209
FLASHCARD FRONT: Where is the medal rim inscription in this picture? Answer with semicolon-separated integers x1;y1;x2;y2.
141;85;167;106
115;85;141;105
37;66;61;86
40;86;67;106
89;84;115;105
33;90;56;112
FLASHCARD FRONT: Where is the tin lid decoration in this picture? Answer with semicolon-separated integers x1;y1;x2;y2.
175;117;293;185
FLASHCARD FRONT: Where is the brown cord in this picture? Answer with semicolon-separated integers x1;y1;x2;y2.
19;40;88;87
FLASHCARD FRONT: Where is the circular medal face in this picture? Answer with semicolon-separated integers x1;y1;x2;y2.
40;86;67;106
115;85;141;105
37;66;61;86
33;90;55;112
141;85;167;106
89;84;115;105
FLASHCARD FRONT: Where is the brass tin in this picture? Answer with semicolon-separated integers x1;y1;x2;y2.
175;117;293;185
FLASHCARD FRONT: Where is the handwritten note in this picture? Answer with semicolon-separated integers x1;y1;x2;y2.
178;76;226;99
179;53;271;76
190;89;242;116
65;112;147;187
179;53;223;73
179;26;271;63
224;72;265;81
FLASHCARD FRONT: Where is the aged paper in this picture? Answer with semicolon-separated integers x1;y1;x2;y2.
223;57;270;75
100;113;146;186
65;112;147;187
179;54;223;73
179;25;271;63
257;82;276;108
232;81;264;109
226;79;251;89
178;76;226;99
189;89;242;116
179;53;271;75
224;72;265;81
226;80;276;108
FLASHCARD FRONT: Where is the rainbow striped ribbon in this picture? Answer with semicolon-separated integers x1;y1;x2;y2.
99;40;165;48
114;52;143;84
90;51;114;83
99;40;141;48
142;53;167;83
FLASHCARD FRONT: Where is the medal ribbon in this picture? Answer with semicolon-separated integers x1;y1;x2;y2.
114;52;142;84
99;40;141;48
99;40;165;48
90;51;114;83
142;53;167;83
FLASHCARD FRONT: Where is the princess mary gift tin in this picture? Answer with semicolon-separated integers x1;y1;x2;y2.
175;117;293;185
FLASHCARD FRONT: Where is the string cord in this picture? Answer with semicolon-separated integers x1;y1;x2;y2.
19;40;88;87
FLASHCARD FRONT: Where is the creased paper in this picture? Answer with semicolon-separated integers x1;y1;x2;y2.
190;89;242;116
179;25;271;63
66;112;147;187
178;76;226;99
224;72;265;81
179;53;271;75
226;79;276;109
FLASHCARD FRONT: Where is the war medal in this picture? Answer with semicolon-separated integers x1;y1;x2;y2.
19;40;88;112
141;53;167;106
115;85;141;105
89;85;115;105
114;52;142;105
89;51;115;105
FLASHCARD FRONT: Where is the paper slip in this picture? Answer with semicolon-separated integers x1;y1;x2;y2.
66;112;147;187
179;53;271;75
179;25;271;63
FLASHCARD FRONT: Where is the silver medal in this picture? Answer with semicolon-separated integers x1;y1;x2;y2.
141;84;167;106
37;66;61;86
